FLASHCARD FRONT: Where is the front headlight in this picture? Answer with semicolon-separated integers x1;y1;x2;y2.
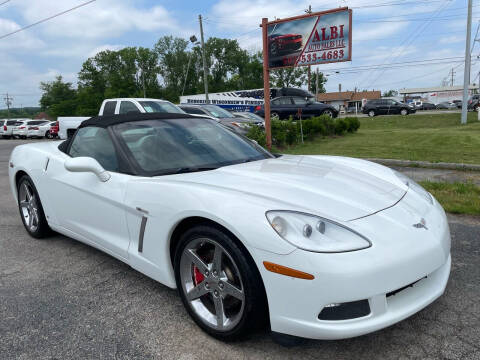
394;170;433;205
266;211;371;253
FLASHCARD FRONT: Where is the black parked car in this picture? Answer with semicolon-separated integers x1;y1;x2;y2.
254;96;338;119
362;99;415;117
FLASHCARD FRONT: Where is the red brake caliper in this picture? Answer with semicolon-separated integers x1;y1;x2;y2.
193;265;205;285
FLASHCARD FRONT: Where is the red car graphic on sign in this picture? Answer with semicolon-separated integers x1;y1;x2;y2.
268;33;303;56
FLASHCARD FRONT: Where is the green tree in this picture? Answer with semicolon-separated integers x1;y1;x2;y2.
270;67;309;88
77;47;162;112
39;76;77;116
308;71;327;94
383;89;398;97
155;36;194;102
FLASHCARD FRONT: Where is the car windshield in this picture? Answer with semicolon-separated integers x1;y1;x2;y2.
139;101;185;114
202;105;235;118
113;118;273;175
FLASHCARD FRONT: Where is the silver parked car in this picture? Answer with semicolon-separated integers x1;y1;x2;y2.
179;105;255;135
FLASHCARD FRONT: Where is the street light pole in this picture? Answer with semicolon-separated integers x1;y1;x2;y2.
199;15;209;104
461;0;473;125
182;36;198;97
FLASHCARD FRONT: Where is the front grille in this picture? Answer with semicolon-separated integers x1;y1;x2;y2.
386;276;427;298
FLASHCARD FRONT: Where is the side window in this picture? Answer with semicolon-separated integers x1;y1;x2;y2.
119;101;141;114
103;101;117;115
292;97;307;105
69;127;119;172
271;99;280;105
278;97;292;105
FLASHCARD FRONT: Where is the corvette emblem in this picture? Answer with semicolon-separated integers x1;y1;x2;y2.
413;218;428;230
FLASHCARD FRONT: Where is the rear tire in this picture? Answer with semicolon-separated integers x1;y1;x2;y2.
368;110;375;117
17;175;51;238
174;225;268;341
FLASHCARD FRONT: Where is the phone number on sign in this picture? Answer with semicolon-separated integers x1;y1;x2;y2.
282;49;345;66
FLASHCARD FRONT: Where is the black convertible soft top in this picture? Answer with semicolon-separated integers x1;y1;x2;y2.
79;112;198;129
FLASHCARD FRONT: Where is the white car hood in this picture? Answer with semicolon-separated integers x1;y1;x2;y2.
164;155;407;222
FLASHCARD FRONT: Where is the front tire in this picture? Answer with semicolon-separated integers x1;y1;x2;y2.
17;175;50;238
368;110;376;117
322;109;334;118
400;109;408;116
174;225;268;341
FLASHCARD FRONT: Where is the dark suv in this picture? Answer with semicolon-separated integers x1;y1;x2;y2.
254;96;338;119
362;99;415;117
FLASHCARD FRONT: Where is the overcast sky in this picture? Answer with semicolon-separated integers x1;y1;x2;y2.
0;0;478;108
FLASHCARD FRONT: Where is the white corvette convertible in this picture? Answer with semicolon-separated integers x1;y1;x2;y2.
9;113;451;341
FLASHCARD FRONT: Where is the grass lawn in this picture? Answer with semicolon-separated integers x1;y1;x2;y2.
281;113;480;164
420;181;480;215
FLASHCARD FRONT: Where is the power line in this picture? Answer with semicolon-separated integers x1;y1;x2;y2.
362;0;452;89
0;0;11;7
0;0;96;40
323;58;466;75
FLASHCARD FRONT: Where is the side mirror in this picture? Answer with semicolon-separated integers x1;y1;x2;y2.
64;157;111;182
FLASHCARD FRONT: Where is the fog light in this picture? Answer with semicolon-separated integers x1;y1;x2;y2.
318;300;370;320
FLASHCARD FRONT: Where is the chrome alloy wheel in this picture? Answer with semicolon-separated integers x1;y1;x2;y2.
19;181;39;233
179;238;245;331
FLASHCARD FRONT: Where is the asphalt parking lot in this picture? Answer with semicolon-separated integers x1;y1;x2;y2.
0;139;479;360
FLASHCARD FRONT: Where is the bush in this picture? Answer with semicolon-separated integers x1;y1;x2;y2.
246;115;360;148
245;125;266;147
344;117;361;132
334;118;348;135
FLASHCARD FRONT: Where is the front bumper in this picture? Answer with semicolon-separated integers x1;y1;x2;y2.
252;191;451;340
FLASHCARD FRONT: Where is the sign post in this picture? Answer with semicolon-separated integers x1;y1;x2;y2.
261;7;352;150
261;17;272;149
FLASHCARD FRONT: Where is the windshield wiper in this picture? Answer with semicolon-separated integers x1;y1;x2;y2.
170;166;219;174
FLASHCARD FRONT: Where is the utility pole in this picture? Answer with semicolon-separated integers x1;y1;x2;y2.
3;92;13;120
461;0;473;125
199;15;209;104
315;67;319;100
306;5;312;92
450;68;455;87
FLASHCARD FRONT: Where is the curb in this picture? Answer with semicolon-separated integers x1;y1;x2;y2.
366;158;480;172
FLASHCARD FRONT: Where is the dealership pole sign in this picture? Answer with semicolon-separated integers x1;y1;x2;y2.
261;7;352;148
